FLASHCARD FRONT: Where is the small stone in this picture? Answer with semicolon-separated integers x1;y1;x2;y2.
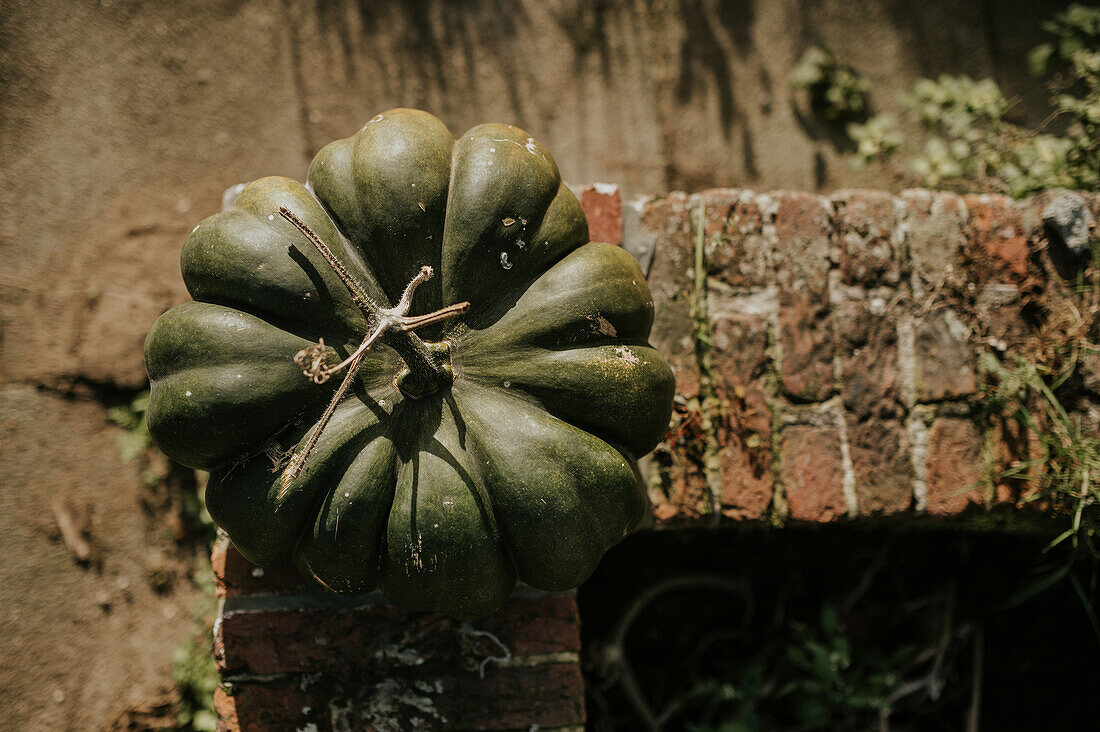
1042;190;1095;257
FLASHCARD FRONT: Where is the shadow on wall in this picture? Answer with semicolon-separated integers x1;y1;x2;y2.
298;0;1074;196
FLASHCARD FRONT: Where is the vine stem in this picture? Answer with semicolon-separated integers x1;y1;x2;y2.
276;207;469;490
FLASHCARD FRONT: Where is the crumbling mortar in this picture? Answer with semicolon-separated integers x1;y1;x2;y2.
686;196;723;522
907;406;933;512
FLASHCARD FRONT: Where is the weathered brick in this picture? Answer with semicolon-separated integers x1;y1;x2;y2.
578;183;623;246
836;295;901;418
964;193;1029;284
704;189;772;289
217;663;584;731
772;191;832;293
832;190;900;287
779;290;834;402
717;392;773;521
708;290;773;519
989;412;1044;509
649;399;711;523
781;425;847;522
709;292;771;395
900;190;968;292
642;193;700;397
211;537;304;599
215;678;329;732
925;417;984;516
975;283;1027;354
216;592;580;676
847;417;912;515
913;308;977;402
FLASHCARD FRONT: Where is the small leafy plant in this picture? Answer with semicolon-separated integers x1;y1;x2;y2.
981;351;1100;641
846;4;1100;197
790;46;873;123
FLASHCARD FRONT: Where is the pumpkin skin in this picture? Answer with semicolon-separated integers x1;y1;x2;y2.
145;108;674;617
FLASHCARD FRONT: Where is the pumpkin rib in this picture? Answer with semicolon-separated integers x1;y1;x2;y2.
291;428;399;594
182;178;379;339
440;123;571;315
454;242;653;353
458;341;674;460
451;381;643;591
205;387;402;567
379;396;516;617
308;109;452;312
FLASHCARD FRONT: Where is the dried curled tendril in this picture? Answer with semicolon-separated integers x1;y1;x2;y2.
293;338;339;384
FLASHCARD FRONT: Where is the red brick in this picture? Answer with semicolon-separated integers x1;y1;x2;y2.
215;679;329;732
836;296;901;418
458;594;581;658
781;425;847;522
439;662;585;729
211;537;304;598
975;284;1027;354
578;183;623;246
989;412;1044;509
925;417;984;516
717;388;773;521
642;193;700;397
913;308;977;402
709;294;771;395
708;293;773;519
900;190;968;289
779;290;834;402
649;398;711;523
848;417;911;515
772;191;832;293
217;663;583;732
216;592;580;676
964;193;1029;283
832;190;900;287
703;189;771;289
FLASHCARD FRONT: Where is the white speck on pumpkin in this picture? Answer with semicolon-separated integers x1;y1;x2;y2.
443;500;454;507
268;214;274;221
525;138;537;154
499;252;513;269
516;238;526;249
344;492;350;498
185;390;192;397
503;381;511;388
489;147;496;152
615;346;640;364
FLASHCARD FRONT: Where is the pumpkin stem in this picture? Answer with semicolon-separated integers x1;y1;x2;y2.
280;345;370;492
278;207;374;311
277;207;472;488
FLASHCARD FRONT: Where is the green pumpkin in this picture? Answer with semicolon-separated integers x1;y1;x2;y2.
145;108;674;617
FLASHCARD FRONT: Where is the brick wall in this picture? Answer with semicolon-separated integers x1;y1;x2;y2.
212;185;1098;730
638;187;1098;525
